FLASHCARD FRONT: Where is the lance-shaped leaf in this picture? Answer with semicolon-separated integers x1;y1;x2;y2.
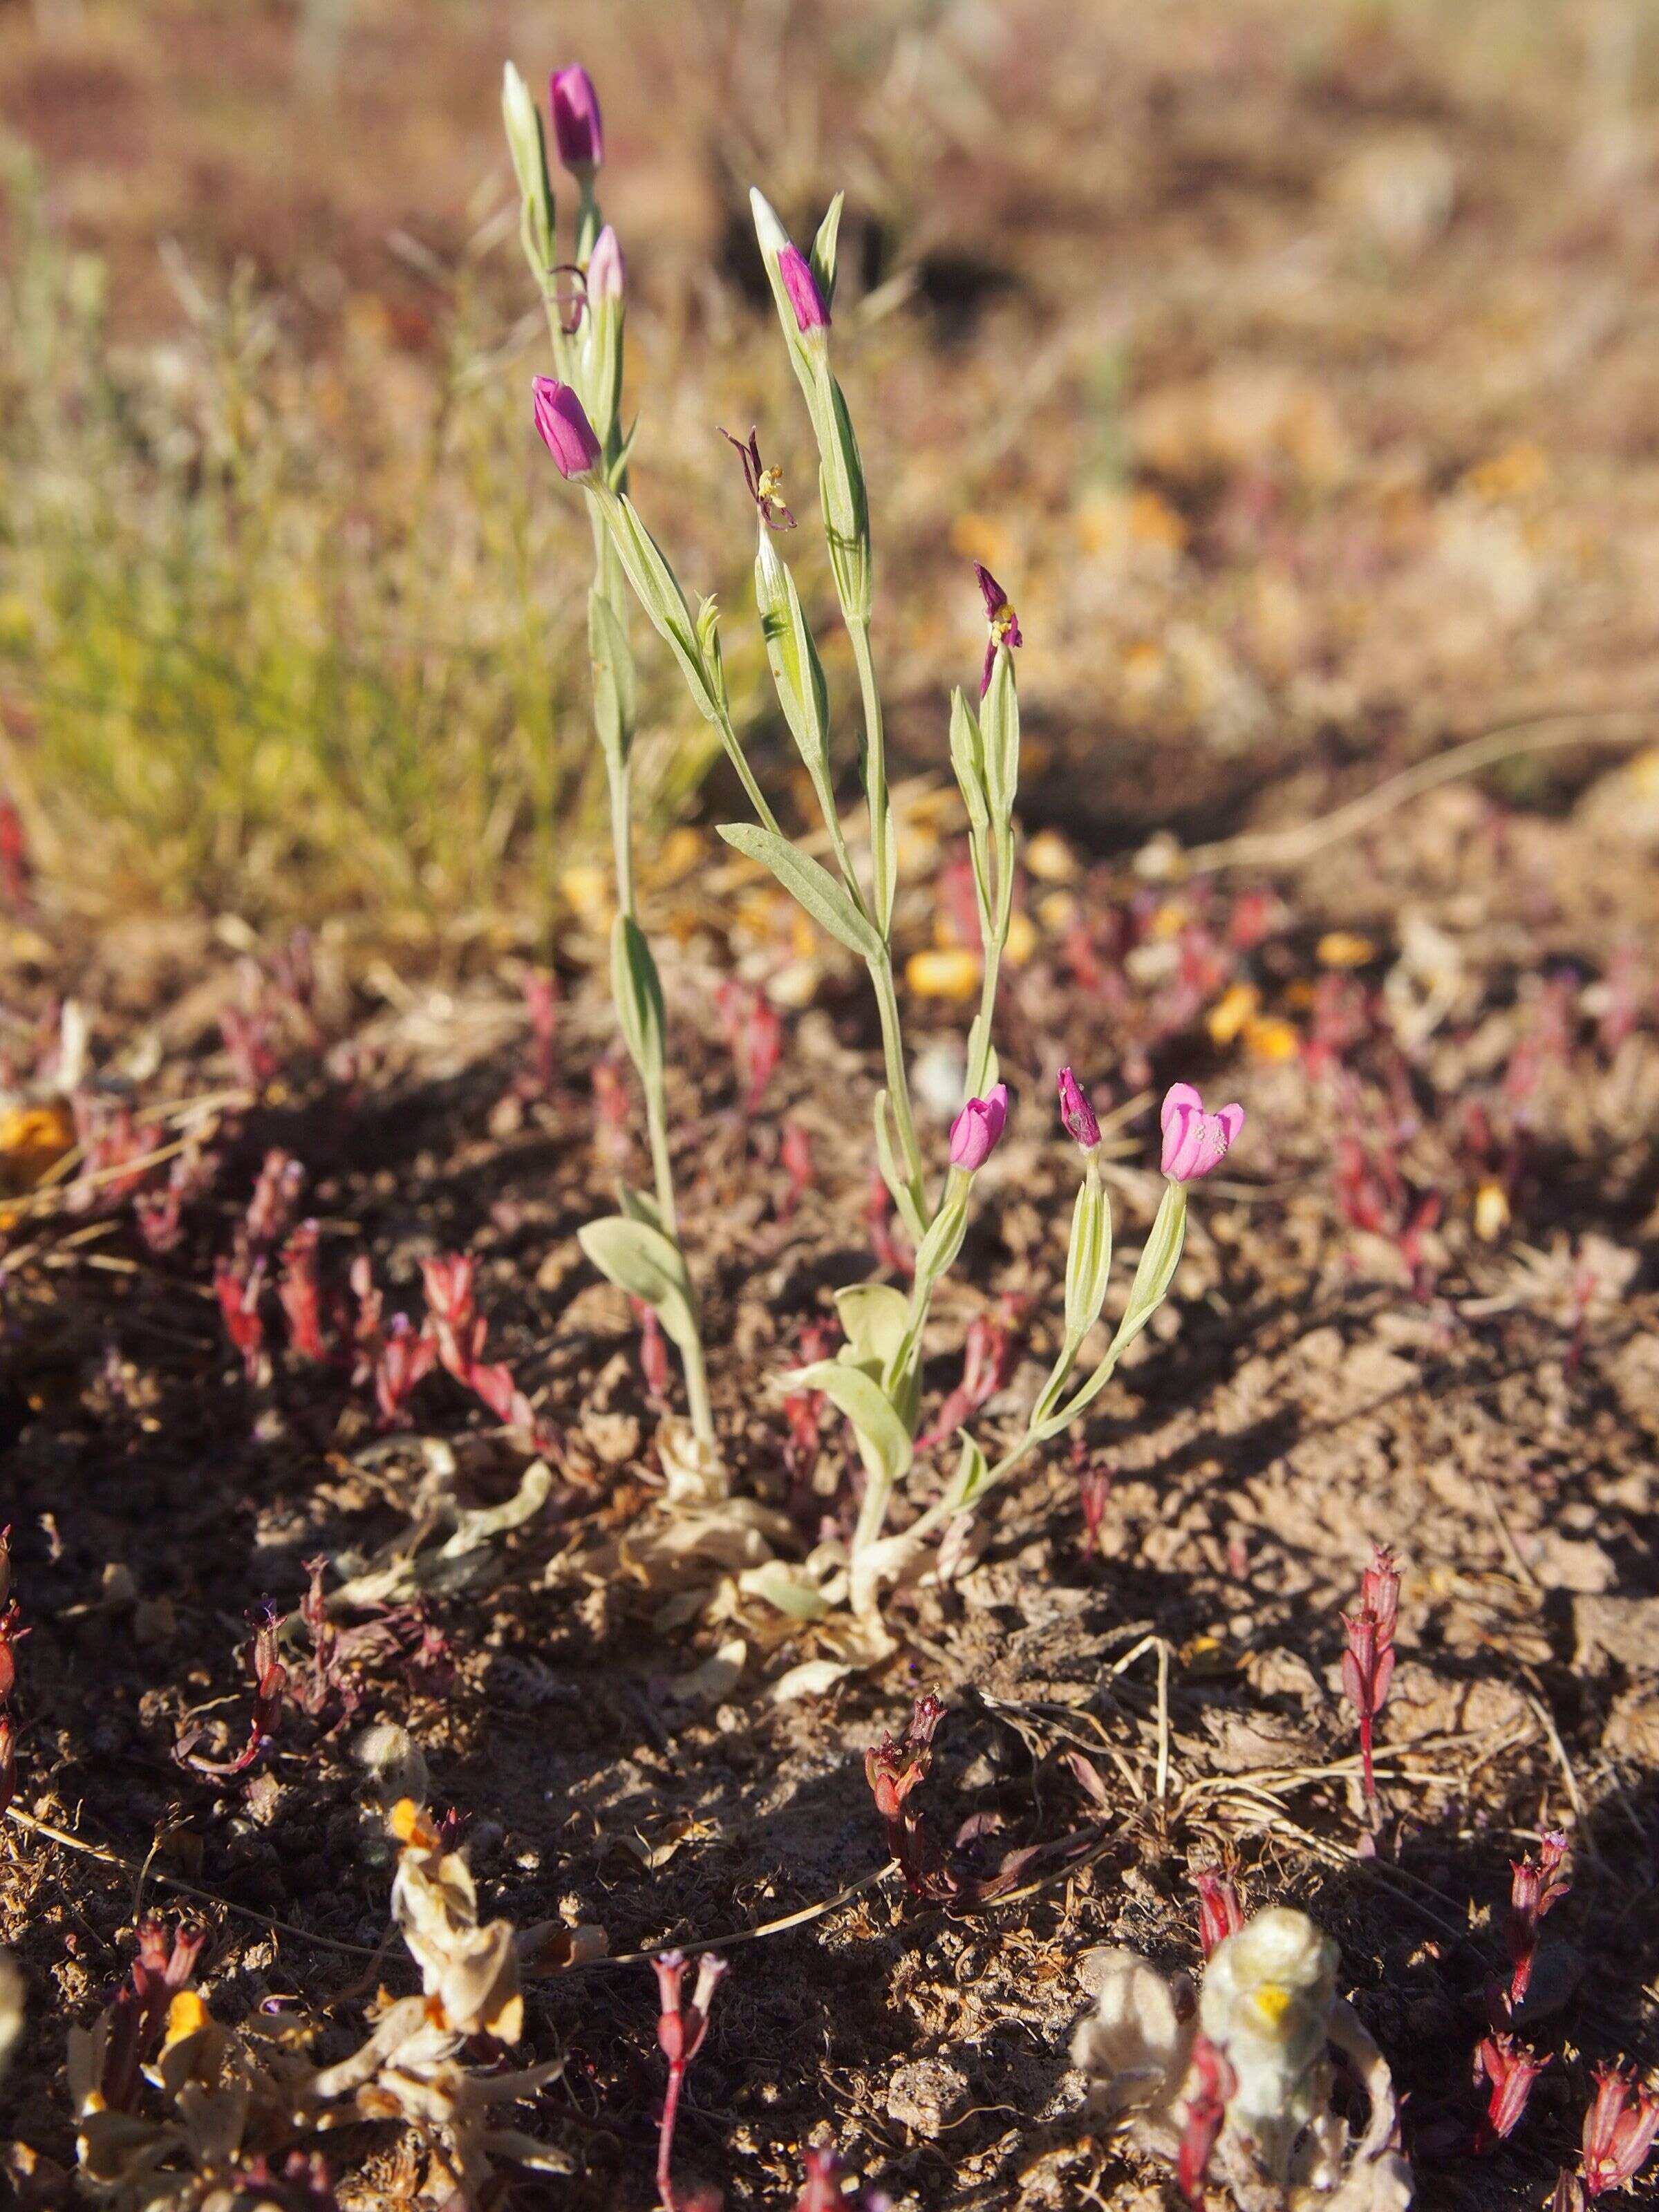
577;1215;698;1352
792;1359;914;1490
948;1433;991;1513
1042;1182;1188;1433
911;1189;969;1288
501;63;554;276
816;378;872;623
610;915;664;1086
590;489;722;723
1064;1174;1113;1344
717;823;884;964
949;686;990;837
811;191;845;310
588;588;635;769
756;530;838;824
980;639;1020;825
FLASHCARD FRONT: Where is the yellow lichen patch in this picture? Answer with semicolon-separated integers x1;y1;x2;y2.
388;1797;438;1848
1317;931;1376;968
646;826;706;885
559;862;613;934
948;512;1013;570
1244;1015;1300;1063
162;1991;208;2047
1024;828;1077;883
1474;1179;1510;1242
0;1101;76;1191
1128;486;1190;552
906;947;981;1000
1461;440;1548;501
1207;982;1260;1047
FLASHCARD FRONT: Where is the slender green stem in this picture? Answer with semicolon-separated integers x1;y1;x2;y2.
847;617;892;937
868;954;930;1226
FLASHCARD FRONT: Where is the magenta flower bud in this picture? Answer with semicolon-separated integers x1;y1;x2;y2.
587;224;625;306
974;561;1023;697
1057;1065;1100;1152
778;243;829;337
548;65;603;175
948;1082;1009;1173
1158;1081;1244;1183
532;377;602;480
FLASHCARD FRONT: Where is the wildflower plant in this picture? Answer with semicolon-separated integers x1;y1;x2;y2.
502;63;1243;1620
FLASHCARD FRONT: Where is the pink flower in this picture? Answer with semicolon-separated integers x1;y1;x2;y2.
1159;1081;1244;1182
532;377;602;480
949;1082;1009;1172
1057;1065;1100;1152
778;243;829;336
973;561;1022;697
548;65;603;174
586;223;625;305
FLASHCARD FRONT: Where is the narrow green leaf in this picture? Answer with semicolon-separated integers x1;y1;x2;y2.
980;643;1020;824
948;686;989;836
717;823;883;964
610;914;664;1085
1109;1179;1187;1358
811;191;844;309
949;1434;990;1512
1064;1176;1113;1343
912;1191;969;1288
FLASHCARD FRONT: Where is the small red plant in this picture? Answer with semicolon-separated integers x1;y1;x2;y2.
214;1253;269;1384
1178;2034;1236;2208
420;1253;539;1438
0;1527;22;1817
1077;1450;1112;1555
177;1606;288;1779
651;1948;727;2212
1341;1543;1399;1820
715;978;782;1116
865;1693;955;1900
1474;2034;1549;2151
1505;1830;1571;2016
631;1295;671;1402
917;1301;1022;1450
96;1918;209;2110
778;1118;814;1219
1582;2063;1659;2199
276;1221;330;1363
1193;1867;1244;1960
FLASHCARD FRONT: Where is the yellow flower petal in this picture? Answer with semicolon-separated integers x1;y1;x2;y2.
1207;982;1260;1047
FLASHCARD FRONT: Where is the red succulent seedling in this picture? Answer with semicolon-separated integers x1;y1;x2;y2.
1341;1544;1399;1820
1178;2034;1236;2208
1582;2062;1659;2198
1194;1868;1245;1960
651;1949;727;2212
177;1606;288;1779
1504;1830;1571;2016
1474;2034;1550;2150
865;1694;955;1900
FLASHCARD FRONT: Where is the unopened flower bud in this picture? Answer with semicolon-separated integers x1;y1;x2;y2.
1058;1065;1101;1152
532;377;602;480
778;243;830;338
548;65;603;176
948;1083;1009;1173
587;224;625;305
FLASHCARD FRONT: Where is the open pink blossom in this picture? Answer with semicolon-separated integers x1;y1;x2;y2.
1159;1082;1243;1182
548;65;603;174
949;1083;1008;1172
532;377;601;480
